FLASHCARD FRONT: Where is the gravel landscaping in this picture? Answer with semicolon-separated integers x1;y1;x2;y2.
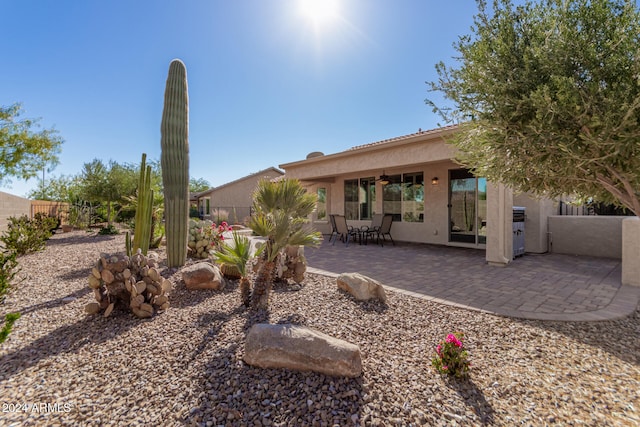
1;230;638;426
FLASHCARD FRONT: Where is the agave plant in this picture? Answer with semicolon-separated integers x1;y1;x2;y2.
211;232;259;307
248;179;322;309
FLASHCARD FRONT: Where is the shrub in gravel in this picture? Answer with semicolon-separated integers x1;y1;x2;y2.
432;332;470;378
98;224;119;235
0;215;52;256
0;250;20;303
0;312;20;343
33;212;60;233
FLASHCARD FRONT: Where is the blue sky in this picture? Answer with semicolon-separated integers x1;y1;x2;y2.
1;0;479;198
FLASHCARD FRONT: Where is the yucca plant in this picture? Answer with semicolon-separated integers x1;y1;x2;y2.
248;179;322;309
211;232;260;307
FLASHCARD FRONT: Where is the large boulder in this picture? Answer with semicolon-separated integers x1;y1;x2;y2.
336;272;387;303
244;324;362;378
181;262;224;290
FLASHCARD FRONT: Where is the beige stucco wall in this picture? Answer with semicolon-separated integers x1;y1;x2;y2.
548;216;625;258
197;169;283;223
0;191;32;233
485;182;513;266
283;132;456;182
622;217;640;286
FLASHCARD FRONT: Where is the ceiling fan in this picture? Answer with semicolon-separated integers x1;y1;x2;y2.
376;171;390;185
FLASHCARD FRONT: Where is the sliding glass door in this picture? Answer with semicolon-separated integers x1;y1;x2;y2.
449;169;486;244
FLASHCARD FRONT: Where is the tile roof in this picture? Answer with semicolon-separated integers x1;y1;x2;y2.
346;124;458;152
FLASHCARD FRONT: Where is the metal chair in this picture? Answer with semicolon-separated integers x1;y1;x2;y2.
328;214;339;243
331;215;359;246
372;214;394;246
361;213;384;244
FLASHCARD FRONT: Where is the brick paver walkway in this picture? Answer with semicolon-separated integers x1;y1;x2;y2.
304;238;640;321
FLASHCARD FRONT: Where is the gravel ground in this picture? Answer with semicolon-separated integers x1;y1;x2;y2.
0;230;639;426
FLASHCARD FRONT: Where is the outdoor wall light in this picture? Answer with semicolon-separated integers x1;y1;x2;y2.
431;177;439;185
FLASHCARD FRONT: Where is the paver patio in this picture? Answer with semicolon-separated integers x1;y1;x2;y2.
304;238;640;321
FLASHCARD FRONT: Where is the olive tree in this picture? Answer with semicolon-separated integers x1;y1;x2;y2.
428;0;640;215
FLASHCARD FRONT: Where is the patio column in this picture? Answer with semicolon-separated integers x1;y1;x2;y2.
485;182;513;267
622;216;640;287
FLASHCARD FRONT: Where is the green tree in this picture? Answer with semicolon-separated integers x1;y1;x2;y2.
26;174;81;202
428;0;640;215
0;103;63;185
80;159;137;226
189;177;211;193
248;179;321;310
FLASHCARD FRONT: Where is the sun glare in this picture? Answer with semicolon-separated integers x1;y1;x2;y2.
299;0;339;25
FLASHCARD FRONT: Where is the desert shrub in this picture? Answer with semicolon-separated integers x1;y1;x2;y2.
0;215;52;256
0;251;19;303
98;224;119;235
0;312;21;344
33;212;60;233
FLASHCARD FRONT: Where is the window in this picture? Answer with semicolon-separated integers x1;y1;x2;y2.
359;177;375;220
344;177;375;220
382;172;424;222
317;187;327;220
344;179;358;220
199;197;211;216
382;175;402;222
403;173;424;222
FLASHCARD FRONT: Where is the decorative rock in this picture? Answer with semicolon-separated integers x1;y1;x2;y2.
182;262;224;290
244;324;362;378
336;273;387;303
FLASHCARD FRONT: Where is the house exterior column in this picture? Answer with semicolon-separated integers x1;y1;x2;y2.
486;182;513;266
622;216;640;287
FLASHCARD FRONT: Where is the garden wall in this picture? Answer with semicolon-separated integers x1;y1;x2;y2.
0;191;32;233
547;215;625;259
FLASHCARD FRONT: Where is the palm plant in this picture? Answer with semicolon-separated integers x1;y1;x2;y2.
211;231;257;307
248;179;322;309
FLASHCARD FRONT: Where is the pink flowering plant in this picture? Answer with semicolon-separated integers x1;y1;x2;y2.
188;219;233;259
432;332;470;378
203;221;232;250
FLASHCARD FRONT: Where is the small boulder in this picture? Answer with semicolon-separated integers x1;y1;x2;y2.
244;323;362;378
337;272;387;303
181;262;224;290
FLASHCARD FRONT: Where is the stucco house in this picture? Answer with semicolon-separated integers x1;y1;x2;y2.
191;167;284;224
279;125;560;267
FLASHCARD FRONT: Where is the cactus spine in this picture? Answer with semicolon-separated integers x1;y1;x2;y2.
133;153;154;255
160;59;190;268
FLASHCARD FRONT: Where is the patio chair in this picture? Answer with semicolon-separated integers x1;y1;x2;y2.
361;213;384;244
328;214;339;242
331;215;359;246
371;214;394;246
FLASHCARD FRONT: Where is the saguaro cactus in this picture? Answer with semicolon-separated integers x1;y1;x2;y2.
160;59;190;268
